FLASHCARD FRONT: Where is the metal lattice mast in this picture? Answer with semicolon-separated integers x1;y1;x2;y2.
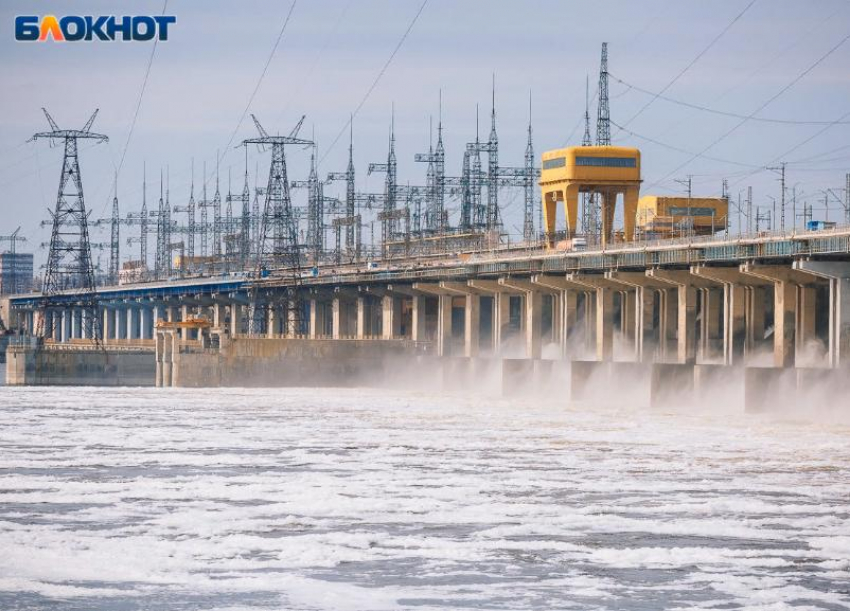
472;106;484;229
369;111;400;256
487;80;500;232
523;95;535;241
109;176;120;284
242;113;312;336
582;75;593;147
345;124;356;255
31;108;106;342
155;171;167;279
596;42;611;146
423;119;436;232
126;169;149;271
225;169;234;266
306;150;323;261
199;162;209;257
172;162;197;271
327;120;359;261
240;155;251;268
242;114;311;269
581;74;596;237
188;163;195;259
460;145;473;231
435;95;446;233
251;161;261;259
213;158;222;260
846;173;850;225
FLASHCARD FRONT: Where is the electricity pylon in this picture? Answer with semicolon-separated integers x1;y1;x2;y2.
241;114;313;336
30;108;106;343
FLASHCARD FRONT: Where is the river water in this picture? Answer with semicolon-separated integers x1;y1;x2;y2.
1;385;849;610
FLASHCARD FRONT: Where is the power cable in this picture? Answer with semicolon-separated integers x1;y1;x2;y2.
647;29;850;191
729;106;850;188
319;0;429;167
610;73;850;125
223;0;298;157
611;120;762;168
616;0;757;131
116;0;168;180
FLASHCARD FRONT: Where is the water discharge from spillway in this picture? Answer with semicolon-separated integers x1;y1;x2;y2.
0;385;849;610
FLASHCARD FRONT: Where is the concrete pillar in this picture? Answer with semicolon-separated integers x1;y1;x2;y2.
112;309;123;340
141;307;152;340
212;303;223;329
596;287;614;361
745;286;765;359
773;281;795;368
68;309;78;339
794;261;850;368
180;305;190;341
267;305;278;339
127;306;138;340
229;304;240;336
604;271;671;364
332;297;343;339
169;330;179;386
795;286;817;363
286;299;299;337
648;270;705;365
60;309;71;342
621;290;636;348
741;264;824;368
700;288;722;361
411;295;426;342
464;293;480;357
381;295;399;340
80;309;89;340
309;299;326;339
563;290;578;358
437;294;453;357
726;285;746;365
357;296;367;339
583;291;596;353
524;290;543;359
677;285;698;365
499;278;546;360
495;292;510;353
658;289;676;362
102;309;111;342
637;287;654;362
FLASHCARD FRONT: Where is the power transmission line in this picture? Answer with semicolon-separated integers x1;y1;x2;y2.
611;119;762;168
116;0;168;180
616;0;757;132
319;0;429;166
222;0;298;156
610;73;850;125
647;29;850;191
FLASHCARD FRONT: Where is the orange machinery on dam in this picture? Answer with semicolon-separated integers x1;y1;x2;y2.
540;145;727;247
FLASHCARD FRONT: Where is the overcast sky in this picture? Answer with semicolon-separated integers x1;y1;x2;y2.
2;0;849;268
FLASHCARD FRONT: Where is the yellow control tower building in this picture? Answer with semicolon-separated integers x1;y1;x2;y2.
540;145;641;248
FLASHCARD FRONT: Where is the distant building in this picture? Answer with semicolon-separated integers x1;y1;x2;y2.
119;260;149;285
0;252;34;295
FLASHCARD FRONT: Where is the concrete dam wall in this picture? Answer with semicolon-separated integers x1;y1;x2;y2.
5;345;155;386
162;336;431;388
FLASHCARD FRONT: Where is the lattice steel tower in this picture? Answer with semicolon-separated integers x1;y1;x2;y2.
596;42;611;146
241;114;312;336
30;108;106;341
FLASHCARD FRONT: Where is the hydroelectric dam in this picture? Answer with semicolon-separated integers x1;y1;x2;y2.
3;40;849;413
4;222;850;412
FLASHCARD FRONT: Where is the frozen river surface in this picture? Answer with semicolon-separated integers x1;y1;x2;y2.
1;386;849;611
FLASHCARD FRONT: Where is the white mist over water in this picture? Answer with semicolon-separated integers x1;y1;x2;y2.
1;385;849;610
